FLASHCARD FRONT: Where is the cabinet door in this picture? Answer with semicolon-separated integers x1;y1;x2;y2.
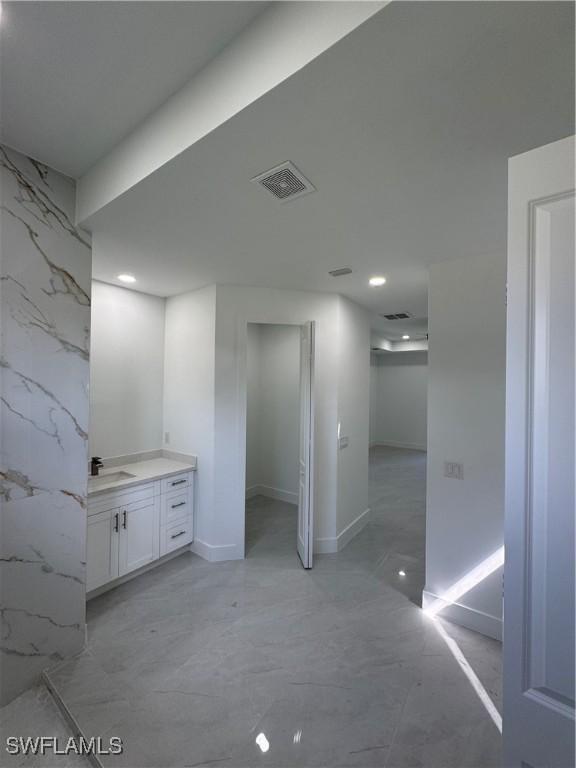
118;496;160;577
86;508;120;592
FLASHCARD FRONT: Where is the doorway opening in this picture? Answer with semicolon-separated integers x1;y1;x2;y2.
244;322;314;568
368;348;428;604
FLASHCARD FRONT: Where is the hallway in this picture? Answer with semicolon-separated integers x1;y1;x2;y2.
39;448;501;767
368;446;427;604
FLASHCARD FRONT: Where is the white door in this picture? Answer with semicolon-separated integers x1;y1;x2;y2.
297;321;315;569
504;135;575;768
118;496;160;577
86;508;120;592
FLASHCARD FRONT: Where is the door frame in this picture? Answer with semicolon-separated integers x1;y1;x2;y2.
503;135;575;767
238;318;316;560
297;321;315;569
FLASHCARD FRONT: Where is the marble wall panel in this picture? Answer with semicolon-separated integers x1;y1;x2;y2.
0;145;91;704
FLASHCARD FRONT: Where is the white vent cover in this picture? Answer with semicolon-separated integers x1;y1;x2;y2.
252;161;315;203
328;267;352;277
380;312;413;321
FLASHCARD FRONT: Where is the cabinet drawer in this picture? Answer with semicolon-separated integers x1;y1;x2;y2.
161;472;191;495
88;482;155;516
161;518;193;556
162;490;190;526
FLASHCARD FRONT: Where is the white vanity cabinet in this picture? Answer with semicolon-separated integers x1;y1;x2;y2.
87;470;194;594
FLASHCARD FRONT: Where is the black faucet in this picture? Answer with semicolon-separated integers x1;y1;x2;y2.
90;457;104;476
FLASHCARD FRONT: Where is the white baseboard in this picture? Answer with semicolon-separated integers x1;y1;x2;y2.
371;440;426;452
314;507;371;554
422;589;502;641
245;484;298;505
190;538;243;563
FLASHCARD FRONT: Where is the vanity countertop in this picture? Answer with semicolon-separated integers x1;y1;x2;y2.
88;457;196;497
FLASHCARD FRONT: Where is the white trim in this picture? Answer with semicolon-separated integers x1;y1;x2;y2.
314;536;339;554
245;484;260;500
371;440;426;452
422;589;503;641
245;484;298;505
314;507;371;554
190;538;243;563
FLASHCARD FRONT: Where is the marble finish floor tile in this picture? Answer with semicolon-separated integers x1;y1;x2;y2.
43;448;502;767
0;684;89;767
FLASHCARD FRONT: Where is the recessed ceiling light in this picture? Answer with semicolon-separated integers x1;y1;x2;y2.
369;276;386;287
398;570;406;577
117;274;136;284
402;335;410;340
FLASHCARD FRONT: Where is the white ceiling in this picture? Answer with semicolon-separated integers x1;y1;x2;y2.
0;1;267;177
84;1;573;335
4;2;574;338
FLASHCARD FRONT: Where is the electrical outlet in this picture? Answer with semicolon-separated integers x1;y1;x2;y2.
444;461;463;480
338;436;349;449
164;432;170;445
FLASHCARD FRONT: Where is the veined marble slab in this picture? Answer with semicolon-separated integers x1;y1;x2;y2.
0;145;91;704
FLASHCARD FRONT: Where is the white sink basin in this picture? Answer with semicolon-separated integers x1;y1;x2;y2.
88;470;135;488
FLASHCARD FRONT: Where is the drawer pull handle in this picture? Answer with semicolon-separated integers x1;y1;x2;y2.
114;513;119;533
122;510;127;529
171;530;186;540
171;479;186;486
171;502;186;509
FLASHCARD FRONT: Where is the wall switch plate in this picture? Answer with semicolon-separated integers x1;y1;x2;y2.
444;461;463;480
338;436;349;449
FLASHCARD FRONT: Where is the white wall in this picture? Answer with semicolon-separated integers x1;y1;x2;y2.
246;324;300;502
163;285;216;547
370;351;428;450
424;252;506;640
246;323;262;492
369;357;379;446
159;284;369;562
212;285;338;559
89;281;165;458
180;284;368;561
335;297;371;537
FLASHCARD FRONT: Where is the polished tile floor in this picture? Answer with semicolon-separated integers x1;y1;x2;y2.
42;447;501;767
0;685;88;768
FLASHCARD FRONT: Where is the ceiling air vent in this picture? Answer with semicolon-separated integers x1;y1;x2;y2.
252;161;315;203
380;312;413;321
328;267;352;277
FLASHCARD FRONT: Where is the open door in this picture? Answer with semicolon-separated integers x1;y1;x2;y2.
504;136;575;767
297;321;315;569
